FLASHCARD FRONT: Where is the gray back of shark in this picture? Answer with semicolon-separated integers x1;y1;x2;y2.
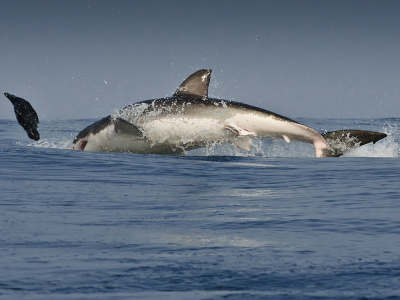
72;69;386;157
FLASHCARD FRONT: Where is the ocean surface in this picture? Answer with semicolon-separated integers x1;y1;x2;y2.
1;117;400;300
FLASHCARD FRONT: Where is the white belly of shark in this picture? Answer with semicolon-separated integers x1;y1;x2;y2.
72;69;387;157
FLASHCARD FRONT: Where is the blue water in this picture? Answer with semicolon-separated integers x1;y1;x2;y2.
1;118;400;299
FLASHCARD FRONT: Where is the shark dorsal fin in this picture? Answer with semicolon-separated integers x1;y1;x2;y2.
173;69;212;98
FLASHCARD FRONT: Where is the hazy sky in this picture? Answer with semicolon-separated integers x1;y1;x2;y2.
1;0;400;120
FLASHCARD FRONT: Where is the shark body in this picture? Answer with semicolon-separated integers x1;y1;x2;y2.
72;70;387;157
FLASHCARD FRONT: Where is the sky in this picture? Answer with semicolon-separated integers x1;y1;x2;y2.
1;0;400;120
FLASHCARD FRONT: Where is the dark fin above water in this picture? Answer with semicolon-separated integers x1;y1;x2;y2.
173;69;212;98
322;130;387;157
4;92;40;141
114;117;143;137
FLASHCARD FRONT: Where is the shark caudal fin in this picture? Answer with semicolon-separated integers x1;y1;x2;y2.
320;130;387;157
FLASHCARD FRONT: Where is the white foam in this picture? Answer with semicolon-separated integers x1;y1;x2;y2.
18;120;400;158
24;138;72;150
187;139;315;157
344;137;399;158
343;122;399;158
24;135;398;158
188;122;400;158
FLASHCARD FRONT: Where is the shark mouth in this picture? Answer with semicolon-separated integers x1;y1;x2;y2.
72;139;88;151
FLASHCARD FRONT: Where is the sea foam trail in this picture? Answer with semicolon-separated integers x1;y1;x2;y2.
344;125;400;157
20;133;399;158
17;119;400;158
26;138;72;150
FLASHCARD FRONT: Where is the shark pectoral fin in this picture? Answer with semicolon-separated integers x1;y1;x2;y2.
282;135;291;143
224;124;256;137
114;117;143;137
224;125;254;151
233;137;253;151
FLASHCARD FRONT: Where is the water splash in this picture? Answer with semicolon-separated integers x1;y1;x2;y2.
188;123;400;158
17;119;400;158
344;122;400;157
21;133;398;158
187;139;315;157
23;138;72;150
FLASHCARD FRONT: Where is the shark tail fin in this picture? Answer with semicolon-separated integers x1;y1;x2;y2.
320;130;387;157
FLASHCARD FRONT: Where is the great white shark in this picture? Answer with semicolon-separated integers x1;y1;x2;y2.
72;69;387;157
